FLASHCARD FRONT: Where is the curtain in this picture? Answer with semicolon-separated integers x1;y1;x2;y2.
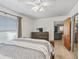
17;17;22;38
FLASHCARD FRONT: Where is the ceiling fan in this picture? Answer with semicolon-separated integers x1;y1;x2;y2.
26;0;49;12
18;0;55;12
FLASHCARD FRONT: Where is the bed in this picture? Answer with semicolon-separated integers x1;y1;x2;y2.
0;38;54;59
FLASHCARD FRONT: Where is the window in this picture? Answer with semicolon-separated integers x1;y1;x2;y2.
0;15;18;42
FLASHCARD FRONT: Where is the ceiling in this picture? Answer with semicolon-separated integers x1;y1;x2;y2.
0;0;78;19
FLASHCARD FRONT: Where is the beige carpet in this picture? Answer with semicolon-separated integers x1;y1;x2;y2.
54;40;75;59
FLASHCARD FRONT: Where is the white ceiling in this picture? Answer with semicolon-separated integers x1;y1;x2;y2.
0;0;78;19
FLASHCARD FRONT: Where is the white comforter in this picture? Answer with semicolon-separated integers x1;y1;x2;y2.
13;38;53;56
0;40;50;59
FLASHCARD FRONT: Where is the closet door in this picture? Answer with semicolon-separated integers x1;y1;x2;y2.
64;17;71;50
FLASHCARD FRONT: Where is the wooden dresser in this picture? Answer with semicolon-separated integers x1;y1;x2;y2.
31;32;49;41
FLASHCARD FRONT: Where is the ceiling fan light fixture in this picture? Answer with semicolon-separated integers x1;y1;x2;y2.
32;6;44;12
39;7;44;12
18;0;54;12
33;0;41;4
32;6;39;12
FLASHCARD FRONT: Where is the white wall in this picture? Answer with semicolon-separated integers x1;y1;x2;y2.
22;16;33;38
33;16;67;41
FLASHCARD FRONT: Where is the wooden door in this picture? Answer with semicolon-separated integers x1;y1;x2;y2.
64;17;71;50
74;16;78;43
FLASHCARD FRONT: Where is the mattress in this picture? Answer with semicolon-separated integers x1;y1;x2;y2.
0;40;50;59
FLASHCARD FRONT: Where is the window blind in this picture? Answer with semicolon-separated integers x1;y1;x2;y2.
0;15;18;42
0;16;18;31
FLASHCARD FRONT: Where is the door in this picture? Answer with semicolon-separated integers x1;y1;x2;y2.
64;17;71;50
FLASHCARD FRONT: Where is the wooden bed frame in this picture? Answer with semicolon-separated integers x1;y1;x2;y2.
50;40;54;59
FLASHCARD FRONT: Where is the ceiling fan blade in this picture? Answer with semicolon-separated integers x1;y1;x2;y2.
32;6;40;12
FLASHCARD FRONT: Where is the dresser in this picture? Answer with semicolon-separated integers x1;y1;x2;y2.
31;32;49;41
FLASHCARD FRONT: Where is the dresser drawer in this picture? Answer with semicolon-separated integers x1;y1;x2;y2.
31;32;49;41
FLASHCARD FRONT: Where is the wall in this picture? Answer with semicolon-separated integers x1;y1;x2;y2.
33;16;67;41
0;5;33;38
22;16;33;38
